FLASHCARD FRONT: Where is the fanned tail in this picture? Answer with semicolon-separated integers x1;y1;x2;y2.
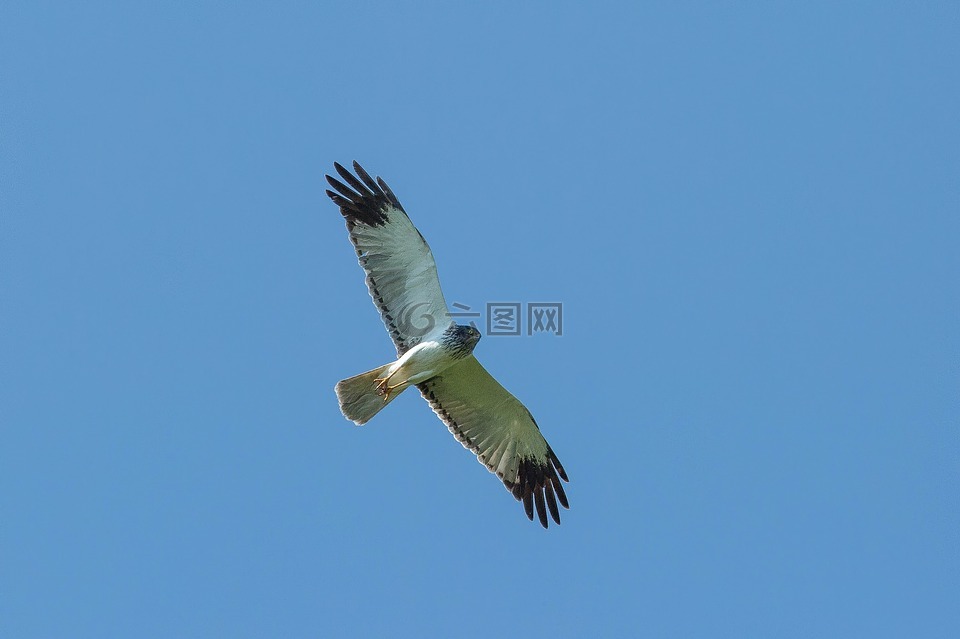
335;363;403;425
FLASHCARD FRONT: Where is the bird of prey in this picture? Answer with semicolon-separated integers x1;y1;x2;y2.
325;161;569;528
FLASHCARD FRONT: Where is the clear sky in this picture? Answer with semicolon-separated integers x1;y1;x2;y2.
2;2;957;637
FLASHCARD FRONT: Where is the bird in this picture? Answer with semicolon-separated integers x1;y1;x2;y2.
325;161;569;528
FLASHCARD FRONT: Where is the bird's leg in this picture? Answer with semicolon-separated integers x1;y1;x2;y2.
374;375;391;395
374;371;406;403
374;369;402;402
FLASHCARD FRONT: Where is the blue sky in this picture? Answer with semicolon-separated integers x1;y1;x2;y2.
2;2;957;637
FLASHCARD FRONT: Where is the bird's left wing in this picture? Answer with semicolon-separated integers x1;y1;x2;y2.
325;162;451;355
417;356;569;528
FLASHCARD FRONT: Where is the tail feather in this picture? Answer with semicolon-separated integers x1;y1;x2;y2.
335;363;404;425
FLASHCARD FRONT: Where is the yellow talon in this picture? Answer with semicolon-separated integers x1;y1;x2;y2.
374;376;405;402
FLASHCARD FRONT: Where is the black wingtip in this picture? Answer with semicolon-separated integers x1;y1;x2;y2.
324;162;394;227
508;455;569;528
545;481;561;524
352;162;383;195
376;176;401;208
335;162;374;197
550;466;569;509
534;489;548;528
549;447;569;483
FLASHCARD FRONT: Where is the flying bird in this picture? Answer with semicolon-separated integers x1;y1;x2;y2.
325;161;569;528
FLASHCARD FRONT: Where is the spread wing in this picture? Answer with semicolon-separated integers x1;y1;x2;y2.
325;161;451;355
418;356;570;528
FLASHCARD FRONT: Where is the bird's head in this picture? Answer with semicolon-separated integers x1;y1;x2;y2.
440;323;482;359
457;324;481;346
449;323;482;353
465;325;481;346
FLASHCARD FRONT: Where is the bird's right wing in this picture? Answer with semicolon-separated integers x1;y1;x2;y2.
325;161;452;355
417;355;569;528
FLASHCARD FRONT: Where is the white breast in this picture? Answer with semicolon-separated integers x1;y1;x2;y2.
386;339;461;386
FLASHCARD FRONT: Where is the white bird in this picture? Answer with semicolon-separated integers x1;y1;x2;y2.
326;162;569;528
